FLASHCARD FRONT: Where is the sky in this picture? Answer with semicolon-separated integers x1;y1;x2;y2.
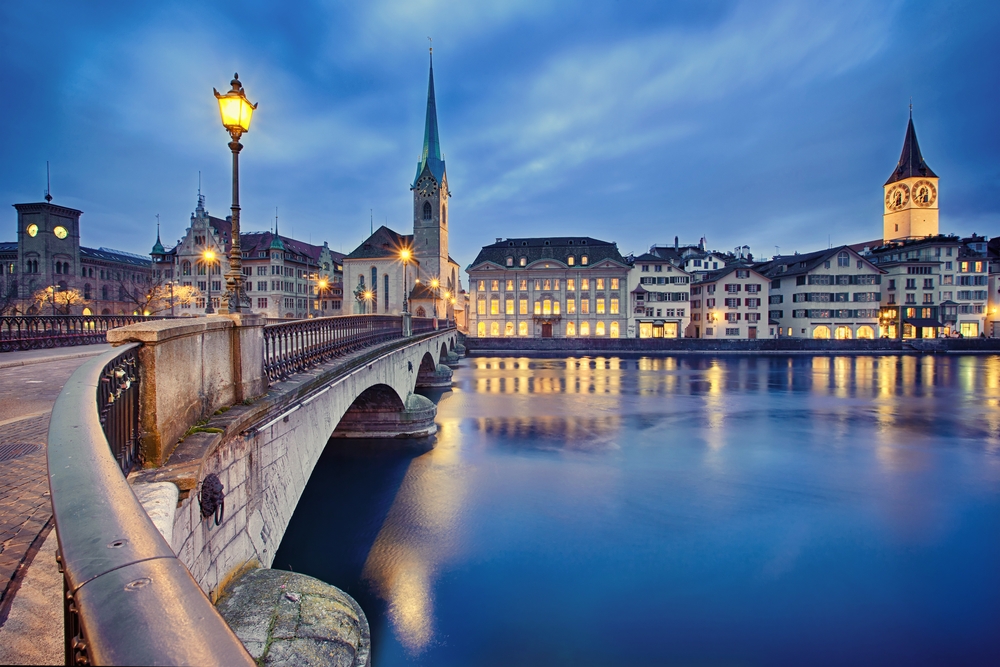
1;0;998;269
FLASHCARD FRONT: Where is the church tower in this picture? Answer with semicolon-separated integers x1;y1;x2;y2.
412;49;450;286
883;111;939;242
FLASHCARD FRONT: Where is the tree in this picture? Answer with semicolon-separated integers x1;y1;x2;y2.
33;286;88;315
117;273;201;315
0;275;18;315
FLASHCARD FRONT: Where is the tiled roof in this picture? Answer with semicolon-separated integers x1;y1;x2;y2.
345;226;414;261
885;115;937;185
81;246;152;268
0;241;17;253
469;236;626;269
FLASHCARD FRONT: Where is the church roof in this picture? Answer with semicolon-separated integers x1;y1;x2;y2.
345;225;415;261
412;52;446;187
469;236;626;269
81;246;153;268
885;115;937;185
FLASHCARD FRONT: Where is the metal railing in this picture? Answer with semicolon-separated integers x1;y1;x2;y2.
48;343;254;666
0;315;162;352
264;314;404;381
97;345;142;473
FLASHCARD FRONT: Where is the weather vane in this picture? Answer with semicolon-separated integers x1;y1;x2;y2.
428;36;432;54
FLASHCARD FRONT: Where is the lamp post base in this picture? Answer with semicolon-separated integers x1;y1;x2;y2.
402;312;412;337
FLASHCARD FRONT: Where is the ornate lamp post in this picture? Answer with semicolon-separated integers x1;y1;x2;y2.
398;248;412;314
213;73;257;314
430;278;440;320
202;249;218;314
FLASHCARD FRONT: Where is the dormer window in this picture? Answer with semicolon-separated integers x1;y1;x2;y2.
581;255;588;265
568;256;575;266
423;201;432;220
519;257;526;267
506;257;513;267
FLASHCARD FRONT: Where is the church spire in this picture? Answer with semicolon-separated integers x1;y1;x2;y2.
885;112;937;185
151;215;166;255
413;47;446;187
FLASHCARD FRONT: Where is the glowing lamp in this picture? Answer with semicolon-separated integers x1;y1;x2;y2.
203;249;216;261
431;278;439;289
214;74;257;136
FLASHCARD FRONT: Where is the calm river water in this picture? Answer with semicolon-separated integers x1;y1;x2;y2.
275;354;1000;666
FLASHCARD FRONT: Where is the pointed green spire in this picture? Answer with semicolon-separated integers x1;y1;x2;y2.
151;217;166;255
270;211;285;250
413;49;446;187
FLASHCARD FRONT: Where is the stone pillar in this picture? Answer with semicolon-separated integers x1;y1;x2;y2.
108;315;267;467
415;363;453;389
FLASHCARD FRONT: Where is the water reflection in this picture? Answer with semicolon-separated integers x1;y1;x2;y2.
278;353;1000;666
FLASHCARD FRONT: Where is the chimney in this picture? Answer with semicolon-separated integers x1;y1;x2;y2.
674;236;678;249
496;238;502;243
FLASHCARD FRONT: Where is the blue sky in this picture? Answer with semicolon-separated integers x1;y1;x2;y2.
1;0;997;269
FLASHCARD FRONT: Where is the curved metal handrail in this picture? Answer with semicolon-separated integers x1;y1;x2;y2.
47;343;254;666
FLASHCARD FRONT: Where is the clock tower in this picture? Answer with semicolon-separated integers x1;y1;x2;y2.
411;49;450;288
883;111;939;242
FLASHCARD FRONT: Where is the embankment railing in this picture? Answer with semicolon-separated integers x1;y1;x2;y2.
47;343;254;666
0;315;163;352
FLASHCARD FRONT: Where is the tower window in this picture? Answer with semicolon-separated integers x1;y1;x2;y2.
423;201;432;220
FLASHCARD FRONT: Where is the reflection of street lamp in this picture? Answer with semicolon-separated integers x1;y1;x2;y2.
202;249;218;314
214;73;257;313
398;247;412;314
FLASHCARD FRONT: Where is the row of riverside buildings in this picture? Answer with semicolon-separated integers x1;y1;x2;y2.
467;115;998;339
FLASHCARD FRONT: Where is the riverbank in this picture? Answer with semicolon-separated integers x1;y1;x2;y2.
463;336;1000;356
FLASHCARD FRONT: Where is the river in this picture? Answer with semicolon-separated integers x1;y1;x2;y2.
274;354;1000;666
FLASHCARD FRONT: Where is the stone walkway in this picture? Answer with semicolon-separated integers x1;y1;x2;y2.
0;348;107;662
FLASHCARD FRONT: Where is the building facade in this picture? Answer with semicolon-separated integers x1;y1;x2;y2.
689;264;771;339
154;196;342;319
467;237;630;338
2;200;154;315
757;247;882;339
627;253;691;338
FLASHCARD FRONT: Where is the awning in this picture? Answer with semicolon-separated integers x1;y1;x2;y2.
904;318;943;327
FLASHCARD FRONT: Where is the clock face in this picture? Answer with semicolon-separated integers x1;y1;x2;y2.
885;184;909;211
53;226;68;239
418;178;437;197
26;223;38;237
911;180;937;207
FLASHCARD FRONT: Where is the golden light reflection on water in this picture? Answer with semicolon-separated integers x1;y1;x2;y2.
361;353;1000;653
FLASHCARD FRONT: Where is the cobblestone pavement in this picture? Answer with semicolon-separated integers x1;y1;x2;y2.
0;354;99;625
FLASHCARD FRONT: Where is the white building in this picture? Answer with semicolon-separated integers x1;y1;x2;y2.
689;263;771;339
626;253;691;338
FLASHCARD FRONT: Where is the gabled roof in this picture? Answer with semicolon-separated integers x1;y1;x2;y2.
469;236;626;269
413;52;446;187
753;246;877;278
696;262;766;284
344;225;414;261
885;114;937;185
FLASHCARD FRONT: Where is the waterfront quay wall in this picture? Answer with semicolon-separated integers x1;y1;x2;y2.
463;336;1000;356
129;329;458;601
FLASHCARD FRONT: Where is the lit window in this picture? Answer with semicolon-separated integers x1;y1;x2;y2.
596;321;606;336
610;321;619;338
490;298;499;315
519;299;528;314
596;298;606;314
553;279;560;290
519;321;529;336
544;279;551;290
611;278;619;289
581;278;590;290
477;298;486;314
580;321;590;336
477;321;486;337
534;279;542;290
553;301;561;315
490;321;500;336
567;279;575;290
491;280;499;290
567;299;576;314
582;255;589;265
581;299;590;314
478;280;485;291
596;278;605;290
505;322;515;336
568;256;575;266
520;279;528;290
610;298;619;314
519;257;527;267
506;280;514;290
566;321;576;336
543;299;552;315
534;301;541;315
506;299;514;315
506;257;513;267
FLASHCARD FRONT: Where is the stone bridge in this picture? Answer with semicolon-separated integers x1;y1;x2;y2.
108;316;460;601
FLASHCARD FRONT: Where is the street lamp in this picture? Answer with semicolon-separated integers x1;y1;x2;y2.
213;73;257;314
362;289;374;314
201;249;219;314
309;273;329;318
398;247;412;314
430;278;440;320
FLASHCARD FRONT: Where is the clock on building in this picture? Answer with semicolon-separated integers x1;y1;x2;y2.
26;223;38;237
911;180;937;207
417;178;437;197
54;225;69;239
885;184;909;211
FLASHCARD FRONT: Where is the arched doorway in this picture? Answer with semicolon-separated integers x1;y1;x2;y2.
834;326;852;340
812;325;831;339
857;325;874;339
